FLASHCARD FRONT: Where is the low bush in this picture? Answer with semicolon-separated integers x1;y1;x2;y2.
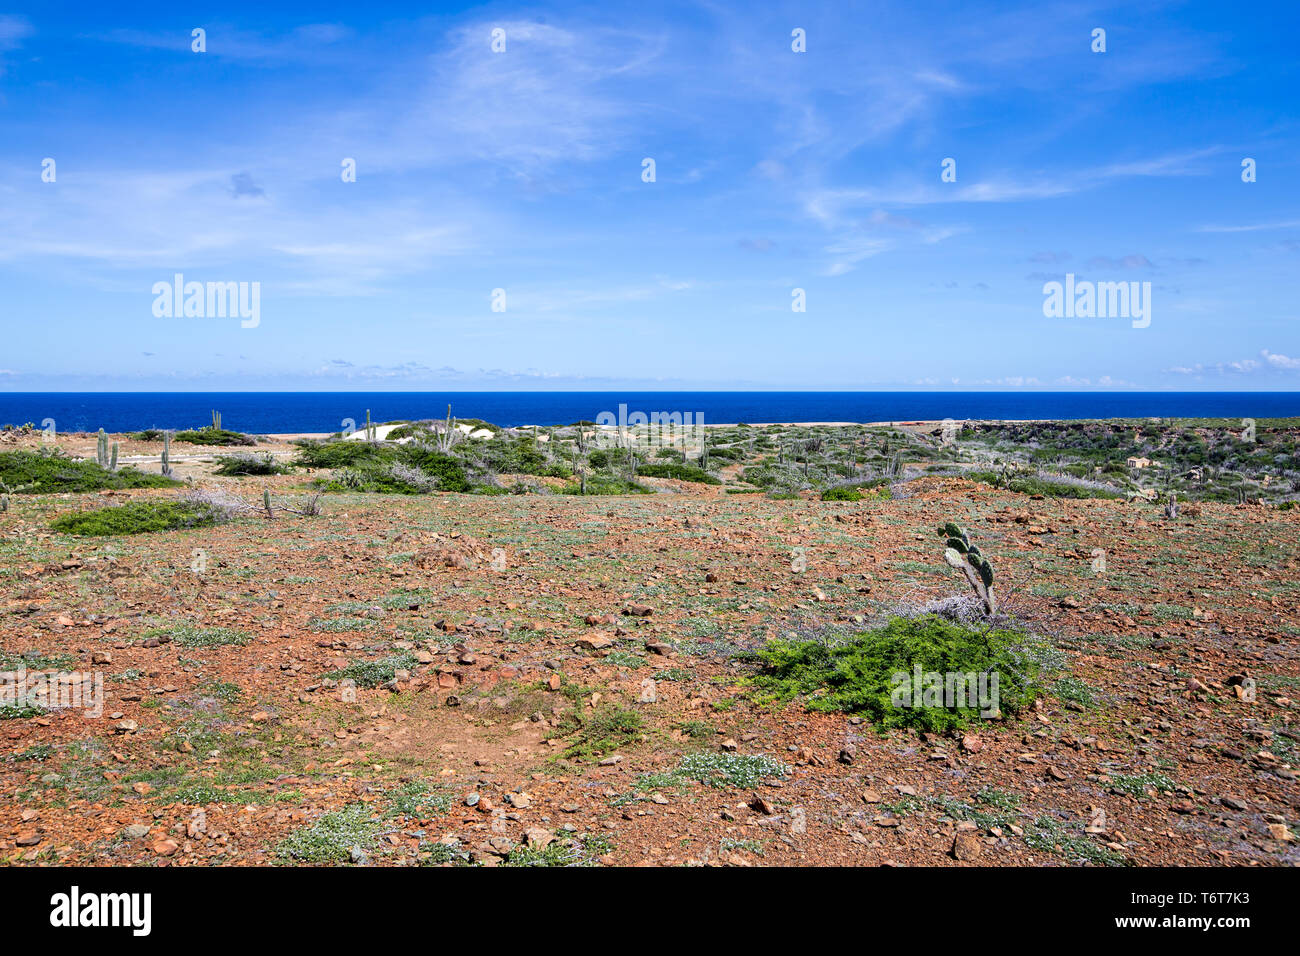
636;462;721;485
0;450;180;494
293;440;387;468
213;452;290;476
173;428;256;447
51;499;225;536
746;614;1048;732
560;476;652;495
965;470;1123;500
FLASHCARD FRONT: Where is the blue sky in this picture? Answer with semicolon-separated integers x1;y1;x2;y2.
1;0;1297;390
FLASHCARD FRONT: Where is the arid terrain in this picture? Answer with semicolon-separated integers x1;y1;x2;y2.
1;420;1297;867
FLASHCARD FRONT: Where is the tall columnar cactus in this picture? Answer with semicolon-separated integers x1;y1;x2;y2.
110;441;119;471
96;429;109;468
211;409;222;431
161;432;173;477
435;404;461;453
937;522;997;616
263;487;274;518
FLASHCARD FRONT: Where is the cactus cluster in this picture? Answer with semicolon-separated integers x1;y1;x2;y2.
211;409;223;431
364;409;377;442
96;429;119;471
937;521;997;615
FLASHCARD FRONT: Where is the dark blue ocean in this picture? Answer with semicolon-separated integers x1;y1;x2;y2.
1;392;1297;434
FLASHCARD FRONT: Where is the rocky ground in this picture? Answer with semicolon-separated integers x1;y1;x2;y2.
1;430;1297;867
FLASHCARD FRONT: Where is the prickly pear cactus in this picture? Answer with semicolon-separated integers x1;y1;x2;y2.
937;522;997;615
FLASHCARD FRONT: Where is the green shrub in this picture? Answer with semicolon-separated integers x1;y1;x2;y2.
964;470;1122;500
311;448;470;494
0;450;180;494
635;462;721;484
51;500;224;536
822;486;862;501
474;436;550;476
560;476;652;496
293;440;387;468
587;450;610;468
822;479;891;501
396;446;470;491
556;705;644;760
213;452;290;476
173;428;256;447
747;614;1048;732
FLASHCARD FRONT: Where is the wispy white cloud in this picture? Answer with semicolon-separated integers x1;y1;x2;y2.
1197;219;1300;234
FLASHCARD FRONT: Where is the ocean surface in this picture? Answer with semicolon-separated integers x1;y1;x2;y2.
1;392;1297;434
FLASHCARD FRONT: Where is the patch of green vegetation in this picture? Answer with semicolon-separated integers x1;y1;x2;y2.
964;470;1123;500
308;615;377;633
561;476;653;496
173;428;255;446
654;667;691;682
635;462;721;485
746;614;1049;732
292;440;384;468
142;624;251;648
822;479;891;501
0;650;77;670
313;446;471;494
420;839;473;866
0;450;180;494
822;485;864;501
386;780;452;819
324;653;418;689
1052;675;1099;708
213;452;290;476
198;680;243;704
640;752;788;791
720;837;764;856
887;788;1125;866
1108;772;1176;798
504;832;613;867
51;500;222;536
676;719;712;738
555;704;644;760
604;650;646;669
8;743;54;761
0;703;46;719
275;803;381;864
1024;815;1127;866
